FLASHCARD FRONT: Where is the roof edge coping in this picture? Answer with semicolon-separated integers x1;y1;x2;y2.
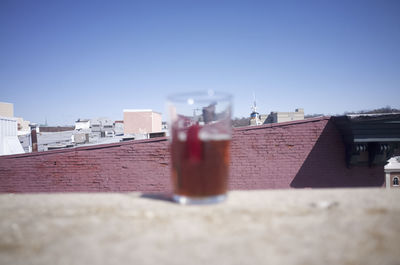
234;116;331;132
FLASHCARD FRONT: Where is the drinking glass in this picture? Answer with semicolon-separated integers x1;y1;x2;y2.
167;90;232;204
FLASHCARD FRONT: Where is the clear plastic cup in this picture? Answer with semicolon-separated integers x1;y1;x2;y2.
167;90;232;204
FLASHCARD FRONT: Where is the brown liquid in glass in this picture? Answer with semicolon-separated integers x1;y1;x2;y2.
171;139;230;197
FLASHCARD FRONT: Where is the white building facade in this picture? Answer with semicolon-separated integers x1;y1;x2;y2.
0;117;24;156
385;156;400;189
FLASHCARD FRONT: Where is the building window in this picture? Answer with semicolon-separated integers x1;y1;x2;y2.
393;177;399;187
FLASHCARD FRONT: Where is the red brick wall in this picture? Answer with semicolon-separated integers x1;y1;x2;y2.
230;117;384;189
0;117;384;193
0;139;171;193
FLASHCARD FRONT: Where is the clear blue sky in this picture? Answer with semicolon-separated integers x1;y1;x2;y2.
1;0;399;125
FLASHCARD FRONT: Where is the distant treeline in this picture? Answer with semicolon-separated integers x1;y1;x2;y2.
344;106;400;115
232;106;400;128
232;117;251;127
39;126;75;132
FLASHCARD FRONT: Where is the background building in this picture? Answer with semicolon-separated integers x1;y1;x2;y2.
0;102;14;118
0;117;24;156
17;117;30;135
75;119;91;131
264;108;305;124
0;102;25;155
114;121;124;136
123;109;162;135
1;101;31;135
385;156;400;189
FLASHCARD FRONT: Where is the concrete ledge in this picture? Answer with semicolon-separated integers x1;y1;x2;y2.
0;188;399;265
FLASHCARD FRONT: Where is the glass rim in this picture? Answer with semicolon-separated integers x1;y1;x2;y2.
167;90;232;104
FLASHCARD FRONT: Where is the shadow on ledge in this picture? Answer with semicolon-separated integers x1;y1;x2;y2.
140;193;174;202
290;121;385;188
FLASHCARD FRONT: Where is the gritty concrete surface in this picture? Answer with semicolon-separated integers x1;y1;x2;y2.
0;188;399;265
